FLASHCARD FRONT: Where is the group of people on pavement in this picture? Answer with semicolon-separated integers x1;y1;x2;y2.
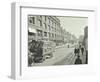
74;45;85;64
74;45;84;56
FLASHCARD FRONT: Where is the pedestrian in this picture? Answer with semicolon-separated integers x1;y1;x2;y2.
77;48;80;56
79;45;81;49
75;55;82;64
74;47;77;56
81;46;84;55
85;50;88;64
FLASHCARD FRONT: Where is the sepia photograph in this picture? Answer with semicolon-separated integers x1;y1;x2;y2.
28;15;88;66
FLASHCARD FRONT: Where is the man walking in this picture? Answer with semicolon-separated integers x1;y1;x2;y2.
75;55;82;64
81;46;84;55
74;47;77;56
77;48;80;56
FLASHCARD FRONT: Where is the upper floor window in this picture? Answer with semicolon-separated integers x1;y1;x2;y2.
48;25;51;30
48;18;50;24
52;33;54;38
44;32;47;37
38;20;42;26
29;17;35;24
44;23;47;29
49;33;51;37
29;19;32;23
45;16;46;21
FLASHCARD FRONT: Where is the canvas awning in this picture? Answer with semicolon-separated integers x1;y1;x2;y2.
28;27;37;33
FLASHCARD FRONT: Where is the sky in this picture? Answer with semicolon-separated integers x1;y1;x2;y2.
57;16;88;39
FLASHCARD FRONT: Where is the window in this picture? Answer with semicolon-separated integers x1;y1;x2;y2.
29;19;32;23
52;33;54;38
49;33;51;37
29;17;35;24
45;16;46;21
55;34;56;38
51;20;53;26
51;26;53;31
48;18;50;24
32;17;35;24
44;23;47;29
38;20;42;26
37;30;42;36
48;25;51;30
54;22;56;27
44;32;47;37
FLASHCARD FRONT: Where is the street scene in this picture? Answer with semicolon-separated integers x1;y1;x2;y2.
28;15;88;66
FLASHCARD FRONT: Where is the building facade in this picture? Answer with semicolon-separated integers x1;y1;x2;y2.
83;26;88;50
28;15;77;46
28;15;64;45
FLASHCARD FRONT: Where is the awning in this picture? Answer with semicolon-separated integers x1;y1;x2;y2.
28;27;37;33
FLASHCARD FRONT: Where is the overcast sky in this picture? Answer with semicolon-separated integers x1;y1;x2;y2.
57;16;88;38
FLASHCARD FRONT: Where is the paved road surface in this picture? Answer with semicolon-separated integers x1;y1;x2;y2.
32;45;74;66
31;45;87;66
